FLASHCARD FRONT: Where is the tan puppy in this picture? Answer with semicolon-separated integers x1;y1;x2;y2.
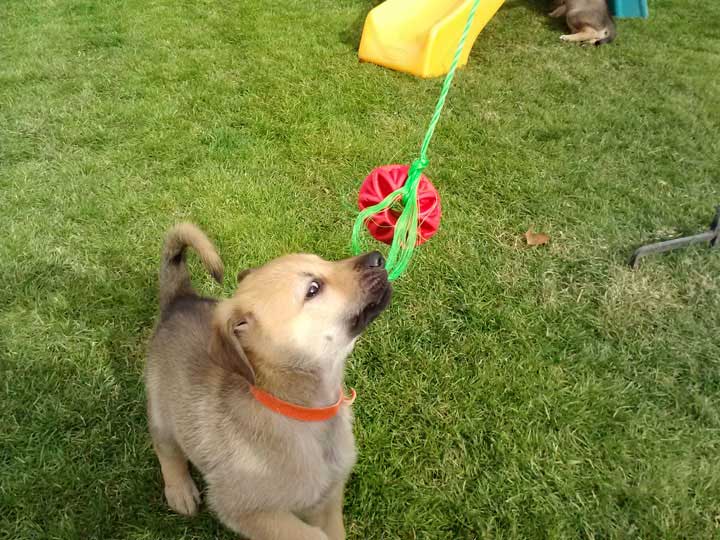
550;0;616;45
145;223;391;540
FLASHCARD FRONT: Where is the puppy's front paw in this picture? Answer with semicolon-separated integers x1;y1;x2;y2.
560;34;570;41
165;478;201;516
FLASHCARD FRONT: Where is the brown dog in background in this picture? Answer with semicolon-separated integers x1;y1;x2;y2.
145;223;391;540
550;0;616;45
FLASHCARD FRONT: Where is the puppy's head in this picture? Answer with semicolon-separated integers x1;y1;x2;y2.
209;251;391;382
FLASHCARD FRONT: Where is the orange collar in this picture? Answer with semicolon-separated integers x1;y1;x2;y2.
249;385;357;422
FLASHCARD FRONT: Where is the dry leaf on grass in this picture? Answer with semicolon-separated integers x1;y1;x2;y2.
525;228;550;246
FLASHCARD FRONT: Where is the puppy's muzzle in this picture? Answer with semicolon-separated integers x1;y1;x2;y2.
348;251;392;336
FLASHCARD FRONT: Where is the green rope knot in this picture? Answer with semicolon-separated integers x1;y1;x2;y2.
401;157;430;204
409;156;430;177
350;0;482;281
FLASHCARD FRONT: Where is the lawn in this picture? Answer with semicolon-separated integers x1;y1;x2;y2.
1;0;719;538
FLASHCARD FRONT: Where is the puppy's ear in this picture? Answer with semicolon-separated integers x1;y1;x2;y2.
208;301;256;384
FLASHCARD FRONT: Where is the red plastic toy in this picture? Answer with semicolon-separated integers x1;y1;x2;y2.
357;164;442;246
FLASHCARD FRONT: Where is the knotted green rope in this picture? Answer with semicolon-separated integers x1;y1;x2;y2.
351;0;482;281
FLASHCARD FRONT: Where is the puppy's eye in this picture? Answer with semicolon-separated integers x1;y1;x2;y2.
306;280;322;299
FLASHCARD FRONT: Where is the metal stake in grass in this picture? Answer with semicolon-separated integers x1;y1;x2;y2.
629;206;720;269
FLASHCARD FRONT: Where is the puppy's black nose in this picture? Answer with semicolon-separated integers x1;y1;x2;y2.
359;251;385;269
368;251;385;268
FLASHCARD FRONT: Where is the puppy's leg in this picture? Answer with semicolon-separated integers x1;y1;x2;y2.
154;440;201;516
560;28;603;43
306;485;346;540
221;510;329;540
321;499;345;540
148;397;200;516
549;4;566;17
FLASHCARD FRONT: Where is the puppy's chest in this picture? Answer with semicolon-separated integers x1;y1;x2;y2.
234;415;356;512
319;417;356;473
292;415;356;484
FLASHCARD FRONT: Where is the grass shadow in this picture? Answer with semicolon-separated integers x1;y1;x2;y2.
0;257;235;537
505;0;567;31
339;0;385;51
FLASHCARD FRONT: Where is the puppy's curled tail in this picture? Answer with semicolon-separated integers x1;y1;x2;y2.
159;223;224;310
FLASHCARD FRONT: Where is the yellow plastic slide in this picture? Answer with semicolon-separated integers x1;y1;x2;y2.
358;0;505;78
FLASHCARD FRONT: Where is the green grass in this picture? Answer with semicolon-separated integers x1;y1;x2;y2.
2;0;720;538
